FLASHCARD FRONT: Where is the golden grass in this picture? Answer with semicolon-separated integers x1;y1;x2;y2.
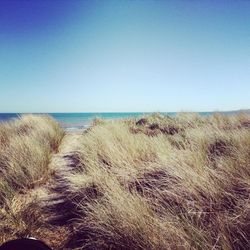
60;113;250;249
0;115;64;242
0;113;250;249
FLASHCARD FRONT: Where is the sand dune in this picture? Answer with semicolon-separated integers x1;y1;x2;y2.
0;113;250;249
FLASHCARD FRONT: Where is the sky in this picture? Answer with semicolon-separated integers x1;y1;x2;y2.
0;0;249;112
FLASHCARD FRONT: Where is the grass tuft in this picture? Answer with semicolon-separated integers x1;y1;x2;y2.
0;115;64;242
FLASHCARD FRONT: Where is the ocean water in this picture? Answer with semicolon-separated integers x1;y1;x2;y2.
0;112;233;130
51;113;151;129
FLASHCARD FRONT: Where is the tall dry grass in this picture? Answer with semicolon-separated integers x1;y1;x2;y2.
58;113;250;249
0;113;249;249
0;115;64;242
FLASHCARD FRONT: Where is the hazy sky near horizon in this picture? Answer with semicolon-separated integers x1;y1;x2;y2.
0;0;249;112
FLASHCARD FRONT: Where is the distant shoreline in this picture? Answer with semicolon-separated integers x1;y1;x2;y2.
0;110;249;130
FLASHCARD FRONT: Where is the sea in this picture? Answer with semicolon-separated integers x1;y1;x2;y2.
0;111;238;130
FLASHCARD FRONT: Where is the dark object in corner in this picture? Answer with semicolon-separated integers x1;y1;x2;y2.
0;238;51;250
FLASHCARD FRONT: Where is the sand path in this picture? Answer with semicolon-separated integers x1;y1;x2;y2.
29;130;84;249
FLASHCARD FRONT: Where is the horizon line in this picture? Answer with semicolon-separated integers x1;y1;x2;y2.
0;109;249;114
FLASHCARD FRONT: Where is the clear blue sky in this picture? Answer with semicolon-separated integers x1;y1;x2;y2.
0;0;249;112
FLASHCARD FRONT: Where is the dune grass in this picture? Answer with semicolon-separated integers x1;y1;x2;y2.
58;113;250;249
0;113;249;249
0;115;64;242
